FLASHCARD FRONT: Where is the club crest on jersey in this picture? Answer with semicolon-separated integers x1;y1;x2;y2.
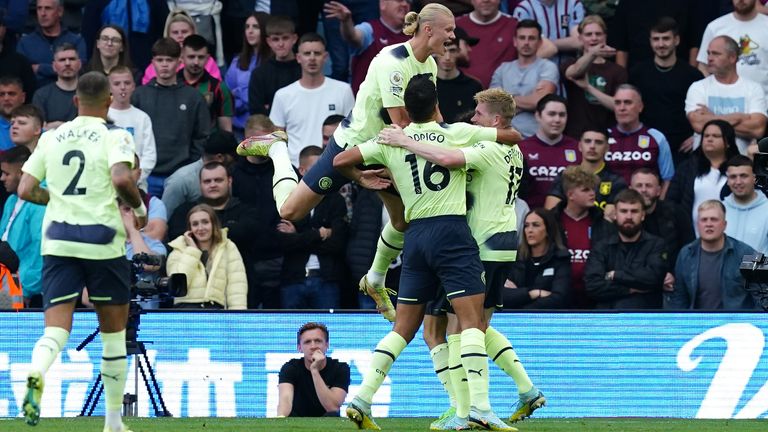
565;149;577;163
390;71;403;86
638;135;650;149
599;182;612;196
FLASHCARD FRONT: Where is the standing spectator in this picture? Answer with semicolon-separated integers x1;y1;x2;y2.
0;146;44;307
0;76;25;151
108;66;156;191
248;16;301;116
225;12;271;141
17;0;87;88
685;35;767;155
491;20;558;138
84;25;133;75
180;34;234;133
436;29;483;123
167;203;248;309
666;200;757;310
723;155;768;254
696;0;768;96
324;0;410;95
456;0;519;88
10;105;44;153
629;17;703;163
504;208;571;309
512;0;585;65
132;37;210;197
0;0;30;51
584;189;667;309
270;33;355;166
31;44;80;129
518;94;579;208
0;20;36;98
563;15;626;138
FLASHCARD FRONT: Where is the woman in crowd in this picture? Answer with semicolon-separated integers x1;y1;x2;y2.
166;204;247;309
225;12;271;141
504;208;571;309
85;25;134;75
667;119;739;232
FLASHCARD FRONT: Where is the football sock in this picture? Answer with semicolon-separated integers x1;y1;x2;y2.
447;333;470;418
368;222;404;285
268;141;298;213
485;326;534;394
30;326;69;374
461;328;490;412
430;343;456;407
357;331;407;404
101;330;128;431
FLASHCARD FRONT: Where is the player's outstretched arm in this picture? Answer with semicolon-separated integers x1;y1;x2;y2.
378;125;466;168
18;173;49;205
332;147;392;190
496;127;523;145
111;161;146;225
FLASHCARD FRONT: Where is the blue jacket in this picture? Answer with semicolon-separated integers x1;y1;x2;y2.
666;236;757;310
17;27;88;87
0;195;45;297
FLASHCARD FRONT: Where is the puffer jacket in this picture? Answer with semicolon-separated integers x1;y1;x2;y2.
166;229;247;309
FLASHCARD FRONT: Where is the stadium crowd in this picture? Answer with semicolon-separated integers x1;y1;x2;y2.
0;0;767;312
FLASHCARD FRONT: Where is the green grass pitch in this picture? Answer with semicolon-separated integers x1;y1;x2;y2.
0;417;765;432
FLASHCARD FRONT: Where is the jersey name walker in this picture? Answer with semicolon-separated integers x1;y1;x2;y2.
22;116;135;260
334;42;438;147
518;134;580;208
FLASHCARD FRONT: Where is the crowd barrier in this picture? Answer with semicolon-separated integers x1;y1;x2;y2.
0;311;766;419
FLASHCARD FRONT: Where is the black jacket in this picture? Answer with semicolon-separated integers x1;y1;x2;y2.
504;244;571;309
248;57;301;115
643;199;694;265
345;187;384;281
584;231;668;309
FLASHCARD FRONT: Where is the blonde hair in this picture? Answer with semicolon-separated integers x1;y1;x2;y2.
187;204;223;247
474;88;517;123
163;9;196;38
578;14;607;34
245;114;276;135
403;3;454;36
697;199;726;219
562;165;598;193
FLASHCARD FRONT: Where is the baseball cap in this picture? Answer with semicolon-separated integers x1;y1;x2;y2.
453;27;479;46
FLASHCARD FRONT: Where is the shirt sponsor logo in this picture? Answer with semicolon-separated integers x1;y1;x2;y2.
529;165;566;177
604;151;652;162
329;104;336;111
528;153;540;160
638;135;650;149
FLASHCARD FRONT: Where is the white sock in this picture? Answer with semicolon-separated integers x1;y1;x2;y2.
366;270;385;287
267;140;289;160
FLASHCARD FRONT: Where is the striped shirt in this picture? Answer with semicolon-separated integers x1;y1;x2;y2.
513;0;585;43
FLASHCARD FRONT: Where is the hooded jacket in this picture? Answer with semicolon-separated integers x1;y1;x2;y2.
723;192;768;255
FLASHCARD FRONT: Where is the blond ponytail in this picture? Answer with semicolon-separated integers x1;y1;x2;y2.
402;4;454;36
403;11;419;36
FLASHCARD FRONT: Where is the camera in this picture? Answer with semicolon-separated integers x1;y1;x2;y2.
740;253;768;311
130;253;187;308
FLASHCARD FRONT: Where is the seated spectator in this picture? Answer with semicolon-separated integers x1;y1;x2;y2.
180;34;234;133
32;43;80;129
118;200;166;306
436;28;483;124
278;146;348;309
504;208;571;309
277;322;350;417
248;16;301;115
10;104;44;153
17;0;87;87
167;203;247;309
723;155;768;254
667;119;740;232
666;200;758;310
84;25;133;75
584;189;668;309
0;146;44;307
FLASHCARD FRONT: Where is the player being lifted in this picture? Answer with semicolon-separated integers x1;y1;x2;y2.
20;72;145;432
236;3;521;321
378;89;546;429
333;76;517;431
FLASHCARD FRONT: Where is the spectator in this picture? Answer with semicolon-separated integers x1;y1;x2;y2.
723;155;768;254
117;199;166;295
490;19;558;138
17;0;87;87
162;129;238;217
667;119;740;231
31;44;80;129
9;104;43;153
180;34;234;133
563;14;627;138
436;30;483;124
685;35;767;155
606;84;675;192
696;0;768;96
545;128;626;214
168;0;225;66
108;66;156;191
324;0;410;95
167;203;248;309
584;189;668;309
278;146;348;309
0;76;25;151
225;12;271;141
248;16;301;116
504;208;571;309
277;322;350;417
84;25;133;75
129;155;167;242
629;17;703;164
0;20;36;99
666;199;758;310
456;0;519;88
270;33;354;166
322;115;344;148
518;94;579;208
132;37;210;197
141;9;222;85
0;0;29;51
0;146;44;308
512;0;585;65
